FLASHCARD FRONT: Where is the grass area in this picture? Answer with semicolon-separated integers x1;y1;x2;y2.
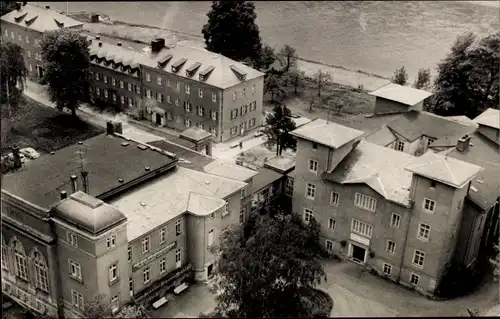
1;97;104;155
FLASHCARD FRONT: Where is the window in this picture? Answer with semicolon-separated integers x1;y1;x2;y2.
167;95;171;104
185;84;190;94
423;198;436;213
386;240;396;255
156;92;163;102
33;251;49;292
223;203;229;217
143;267;150;284
129;277;133;293
328;218;336;231
303;208;314;224
109;264;118;282
159;258;166;273
412;250;425;268
308;159;318;173
427;138;436;147
18;34;22;41
249;118;256;127
142;237;150;254
230;126;238;135
25;35;29;43
390;213;401;228
212;92;217;102
410;273;420;285
118;80;123;89
1;241;8;270
127;247;132;262
285;177;294;196
110;77;115;86
176;220;182;236
136;85;140;94
175;115;181;123
127;83;132;91
396;140;405;151
239;207;245;224
175;98;180;106
430;181;436;188
383;263;392;275
184;118;191;127
95;72;100;80
69;260;82;280
250;101;257;111
106;236;116;249
198;88;203;98
146;89;152;99
210;127;217;136
67;232;78;247
176;81;180;91
457;198;463;211
211;110;218;121
354;193;377;212
4;29;7;37
111;296;119;312
231;109;238;119
241;187;246;199
104;89;109;98
208;229;214;247
243;88;247;96
325;240;334;251
29;64;32;72
166;78;171;87
167;112;172;120
232;92;237;101
417;223;431;241
71;290;84;309
351;219;373;238
160;228;166;244
120;96;125;104
12;240;28;280
157;76;162;85
175;248;182;267
197;106;204;116
146;73;151;82
104;75;108;84
128;97;133;107
27;50;31;58
312;143;318;150
112;93;117;103
305;183;316;200
96;88;101;96
330;192;339;206
11;31;14;39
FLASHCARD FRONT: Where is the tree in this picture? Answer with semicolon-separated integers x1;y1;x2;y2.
263;104;297;156
209;209;327;318
491;244;500;283
432;31;499;118
413;68;431;90
41;29;93;118
283;69;306;95
0;42;27;111
83;293;149;319
202;1;262;64
278;44;298;72
391;66;408;85
313;70;332;97
259;44;276;70
264;73;286;103
0;1;20;16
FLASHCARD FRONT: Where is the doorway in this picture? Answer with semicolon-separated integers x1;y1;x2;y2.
351;244;367;264
207;264;214;278
240;122;246;136
37;65;44;78
156;113;162;125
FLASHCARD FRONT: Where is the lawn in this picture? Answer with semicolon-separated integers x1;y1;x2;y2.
1;97;104;155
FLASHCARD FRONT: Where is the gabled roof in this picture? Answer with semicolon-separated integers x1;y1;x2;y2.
364;125;397;146
474;108;499;129
187;192;226;216
405;151;483;189
179;127;213;142
252;167;284;193
322;140;415;206
147;140;215;171
1;4;83;33
445;131;500;210
369;83;433;106
88;39;154;70
386;111;476;142
203;159;259;182
444;115;478;128
290;119;365;149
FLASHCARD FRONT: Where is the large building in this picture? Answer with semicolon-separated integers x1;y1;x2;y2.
0;3;83;79
288;118;496;296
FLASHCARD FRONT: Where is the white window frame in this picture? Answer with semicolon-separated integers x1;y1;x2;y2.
412;249;425;269
212;92;217;102
390;213;401;228
128;97;133;107
185;84;190;94
159;258;166;273
354;193;377;212
127;83;132;91
175;248;182;265
160;228;166;244
175;219;182;236
308;159;318;173
120;95;125;104
422;198;436;213
146;89;152;99
410;273;420;285
27;50;31;58
417;222;431;241
112;93;117;103
142;237;150;254
303;208;314;224
33;251;49;292
104;89;109;98
383;263;392;275
232;92;237;101
71;290;84;309
127;247;132;262
175;98;180;106
305;183;316;200
106;235;116;249
197;106;204;116
109;264;118;282
208;229;215;247
351;219;373;238
157;92;163;103
157;76;162;85
176;81;180;91
117;80;123;89
211;110;217;121
239;207;245;224
210;127;217;136
143;267;150;284
396;140;405;151
111;295;119;312
25;35;29;43
285;177;294;196
67;232;78;247
184;118;191;128
167;112;172;120
330;191;339;206
167;95;171;104
325;239;334;252
146;73;151;82
249;118;256;127
104;75;108;84
199;88;203;98
243;88;247;96
69;260;82;280
328;218;336;231
386;240;396;255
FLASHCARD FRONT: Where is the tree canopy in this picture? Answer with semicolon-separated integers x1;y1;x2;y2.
202;1;262;64
40;29;92;117
83;294;149;319
264;73;286;103
313;70;332;97
278;44;298;72
0;41;27;109
263;104;297;156
391;66;408;86
431;31;499;119
413;68;431;91
210;209;327;318
0;1;20;16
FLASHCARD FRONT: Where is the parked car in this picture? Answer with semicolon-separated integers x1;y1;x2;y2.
7;152;26;163
20;147;40;159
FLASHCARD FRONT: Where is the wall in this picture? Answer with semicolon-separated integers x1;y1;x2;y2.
373;97;410;115
477;125;500;145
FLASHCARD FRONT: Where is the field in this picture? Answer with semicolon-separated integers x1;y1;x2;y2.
1;97;104;155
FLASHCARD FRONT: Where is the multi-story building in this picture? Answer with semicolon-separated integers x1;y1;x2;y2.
289;118;488;296
87;35;265;143
1;122;255;318
0;3;83;80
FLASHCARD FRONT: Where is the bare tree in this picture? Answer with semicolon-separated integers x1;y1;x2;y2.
278;44;298;72
313;70;332;97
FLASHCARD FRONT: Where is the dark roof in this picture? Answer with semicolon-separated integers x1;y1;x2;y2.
386;111;476;142
2;134;177;210
252;167;284;193
446;131;500;210
147;140;215;171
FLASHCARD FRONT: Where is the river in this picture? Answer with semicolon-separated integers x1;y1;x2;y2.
38;1;499;79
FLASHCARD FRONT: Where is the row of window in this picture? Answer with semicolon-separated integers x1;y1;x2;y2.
135;220;182;256
66;231;117;250
229;119;257;136
380;262;421;286
26;50;42;61
230;102;258;119
4;30;41;46
92;72;140;93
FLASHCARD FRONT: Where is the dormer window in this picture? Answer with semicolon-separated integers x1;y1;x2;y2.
186;62;201;77
171;58;187;73
230;65;247;81
199;65;215;81
430;181;436;188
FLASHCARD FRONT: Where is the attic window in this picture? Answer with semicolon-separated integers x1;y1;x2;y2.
54;18;64;28
186;62;201;77
230;65;247;81
157;54;172;68
171;58;187;73
14;13;28;22
25;15;38;26
198;65;215;81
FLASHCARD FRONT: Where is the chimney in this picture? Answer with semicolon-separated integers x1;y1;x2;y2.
456;135;471;152
81;171;89;194
117;42;122;46
98;42;103;47
95;35;100;40
11;146;22;169
15;3;21;10
151;38;165;53
60;191;68;200
45;5;50;9
70;175;78;193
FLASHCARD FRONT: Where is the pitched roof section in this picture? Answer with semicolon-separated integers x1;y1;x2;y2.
108;167;246;240
290;118;365;149
1;4;83;33
322;140;415;206
405;151;483;189
147;139;215;171
204;159;259;182
364;125;397;146
252;167;284;193
386;111;476;142
474;108;500;129
444;115;478;128
88;39;155;70
369;83;433;106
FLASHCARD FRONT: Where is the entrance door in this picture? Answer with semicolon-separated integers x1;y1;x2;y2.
207;264;214;278
352;244;366;264
155;113;162;125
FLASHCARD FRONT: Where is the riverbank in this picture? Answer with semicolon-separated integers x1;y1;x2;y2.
68;11;390;92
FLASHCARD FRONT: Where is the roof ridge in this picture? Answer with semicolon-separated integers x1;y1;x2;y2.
443;156;458;185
